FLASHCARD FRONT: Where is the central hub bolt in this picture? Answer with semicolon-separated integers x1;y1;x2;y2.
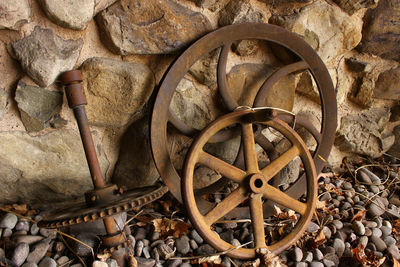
249;173;267;194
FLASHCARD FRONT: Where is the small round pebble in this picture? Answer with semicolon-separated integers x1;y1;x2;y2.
370;236;387;252
15;221;30;232
0;213;18;229
30;224;39;235
190;230;203;244
372;228;382;238
136;240;144;257
175;235;190;255
309;262;323;267
333;238;345;258
322;259;335;267
384;236;396;246
55;256;69;265
290;247;303;262
12;242;30;267
303;251;313;263
312;249;323;261
27;241;50;264
352;220;365;235
380;226;391;237
92;261;107;267
38;257;56;267
21;263;38;267
306;222;320;233
295;262;307;267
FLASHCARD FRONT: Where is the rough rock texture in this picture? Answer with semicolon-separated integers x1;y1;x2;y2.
80;57;155;127
0;88;7;119
374;67;400;100
112;115;160;189
170;76;221;130
227;63;296;111
335;108;395;158
189;48;220;87
349;76;375;108
189;0;229;11
360;0;400;62
15;81;63;132
387;125;400;158
270;0;362;63
219;0;266;26
0;130;109;202
38;0;94;30
94;0;119;15
0;0;30;30
11;26;83;87
333;0;378;15
96;0;212;55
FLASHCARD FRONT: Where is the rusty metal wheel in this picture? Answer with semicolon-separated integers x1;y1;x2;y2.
182;110;317;259
151;23;336;205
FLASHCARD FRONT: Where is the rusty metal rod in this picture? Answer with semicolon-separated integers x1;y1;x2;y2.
60;70;105;189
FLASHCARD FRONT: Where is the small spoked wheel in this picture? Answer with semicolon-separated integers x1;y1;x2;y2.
182;110;317;259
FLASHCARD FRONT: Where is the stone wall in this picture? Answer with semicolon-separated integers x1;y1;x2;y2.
0;0;399;203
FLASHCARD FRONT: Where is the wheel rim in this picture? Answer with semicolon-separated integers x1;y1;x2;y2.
182;110;317;259
151;22;336;203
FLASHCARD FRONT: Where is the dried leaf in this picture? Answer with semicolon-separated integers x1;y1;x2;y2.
352;243;386;266
393;256;400;267
152;218;190;238
351;210;367;223
241;258;260;267
307;229;326;249
316;199;327;210
274;206;297;220
97;253;111;262
261;250;287;267
159;200;173;213
128;255;137;267
196;255;221;264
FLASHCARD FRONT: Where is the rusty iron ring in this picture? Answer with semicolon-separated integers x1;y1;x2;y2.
151;23;337;204
38;185;168;229
182;110;317;259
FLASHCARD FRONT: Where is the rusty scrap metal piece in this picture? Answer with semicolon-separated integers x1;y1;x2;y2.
151;23;337;206
40;70;168;261
182;110;317;259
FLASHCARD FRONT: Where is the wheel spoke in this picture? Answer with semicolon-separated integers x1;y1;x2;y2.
260;145;299;181
198;151;247;183
250;193;267;248
253;61;309;107
263;184;307;215
242;123;259;173
218;42;238;111
204;187;248;226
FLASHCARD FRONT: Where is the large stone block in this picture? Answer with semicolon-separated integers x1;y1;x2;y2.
0;130;109;203
0;0;30;30
374;67;400;100
335;108;395;158
270;0;362;63
80;57;155;127
11;26;83;87
360;0;400;62
96;0;212;55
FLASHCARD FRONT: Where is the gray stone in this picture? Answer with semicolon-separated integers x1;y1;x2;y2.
313;249;323;261
368;197;387;218
0;247;4;261
55;256;69;265
14;235;44;245
0;213;18;229
370;236;387;252
92;261;107;267
322;226;332;239
135;257;155;267
11;26;83;87
309;263;323;267
106;259;118;267
360;168;381;185
96;0;212;55
290;247;303;262
15;221;29;232
0;89;7;119
166;259;182;267
71;233;99;257
0;0;30;30
15;81;63;132
335;108;394;158
306;221;320;233
352;221;365;235
333;238;345;258
189;48;219;86
79;57;155;127
0;129;108;203
134;228;147;241
388;125;400;158
143;247;150;259
388;244;400;260
360;0;400;62
38;0;94;30
303;251;313;262
39;228;56;239
3;228;12;237
27;241;50;264
189;239;198;250
295;263;307;267
30;224;39;236
189;0;229;11
380;226;391;237
372;228;382;238
196;244;216;255
136;240;144;257
219;0;265;26
331;220;343;230
21;263;38;267
322;259;335;267
176;235;190;255
12;242;29;267
384;236;396;246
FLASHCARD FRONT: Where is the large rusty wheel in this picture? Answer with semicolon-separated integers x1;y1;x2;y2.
151;23;336;206
182;110;317;259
